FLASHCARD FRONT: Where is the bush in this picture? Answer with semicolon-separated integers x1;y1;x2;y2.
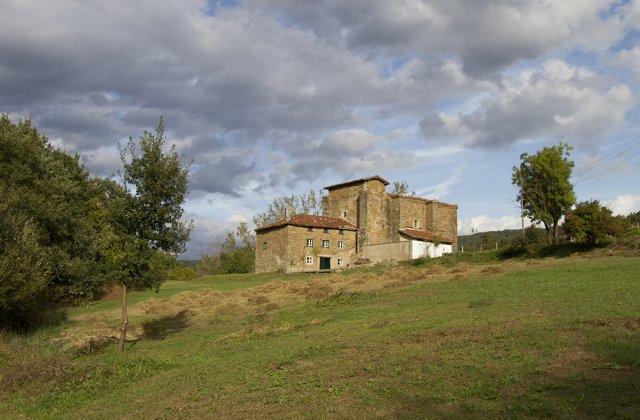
168;266;197;282
564;200;622;246
498;226;546;258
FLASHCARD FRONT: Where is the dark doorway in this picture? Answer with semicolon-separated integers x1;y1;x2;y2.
319;257;331;270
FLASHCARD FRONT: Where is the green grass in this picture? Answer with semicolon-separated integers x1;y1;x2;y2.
2;256;640;418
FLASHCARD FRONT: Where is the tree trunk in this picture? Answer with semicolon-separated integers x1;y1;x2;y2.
117;284;128;353
552;222;558;245
543;223;552;245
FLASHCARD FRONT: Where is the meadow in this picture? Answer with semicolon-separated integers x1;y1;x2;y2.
1;253;639;418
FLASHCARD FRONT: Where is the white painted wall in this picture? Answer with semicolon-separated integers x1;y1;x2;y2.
409;241;453;259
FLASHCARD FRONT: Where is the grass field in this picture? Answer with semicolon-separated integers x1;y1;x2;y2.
1;254;640;418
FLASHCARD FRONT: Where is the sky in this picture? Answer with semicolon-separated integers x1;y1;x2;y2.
1;0;640;258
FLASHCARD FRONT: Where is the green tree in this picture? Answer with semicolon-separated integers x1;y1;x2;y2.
564;200;621;246
114;117;192;352
627;211;640;229
512;143;576;245
0;116;114;326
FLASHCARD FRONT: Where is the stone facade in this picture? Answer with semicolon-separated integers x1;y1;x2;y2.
284;226;357;273
255;175;458;273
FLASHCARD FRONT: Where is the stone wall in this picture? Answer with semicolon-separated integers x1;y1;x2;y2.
284;225;357;273
396;197;427;230
322;184;361;225
255;227;287;274
362;241;411;263
323;179;390;248
430;202;458;250
363;180;389;245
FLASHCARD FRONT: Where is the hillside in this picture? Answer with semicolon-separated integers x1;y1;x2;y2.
1;253;640;417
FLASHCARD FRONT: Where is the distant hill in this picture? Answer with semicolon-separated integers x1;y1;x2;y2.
457;228;545;252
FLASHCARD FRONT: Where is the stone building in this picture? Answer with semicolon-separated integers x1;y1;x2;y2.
255;175;458;273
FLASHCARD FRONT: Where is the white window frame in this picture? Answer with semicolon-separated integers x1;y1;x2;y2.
305;256;313;265
322;239;330;248
306;238;313;247
337;258;343;266
338;240;344;249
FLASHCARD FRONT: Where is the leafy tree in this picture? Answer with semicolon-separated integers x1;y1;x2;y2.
235;222;255;251
0;203;51;326
0;116;115;326
196;223;256;275
253;190;324;227
512;143;576;245
114;117;192;352
627;211;640;229
391;181;416;196
564;200;622;246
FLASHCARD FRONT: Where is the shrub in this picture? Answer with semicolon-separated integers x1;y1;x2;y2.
564;200;622;246
168;266;197;282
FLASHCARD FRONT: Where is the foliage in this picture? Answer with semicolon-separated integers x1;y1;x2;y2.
0;116;119;325
512;143;576;244
167;266;198;282
564;200;623;246
118;117;192;255
391;181;415;196
253;190;324;227
113;117;192;351
0;211;51;327
626;211;640;228
498;226;548;258
196;224;255;275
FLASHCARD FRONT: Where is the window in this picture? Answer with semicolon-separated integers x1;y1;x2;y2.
342;210;347;218
338;240;344;249
337;258;343;266
306;238;313;247
413;219;419;228
306;256;313;265
339;229;344;235
262;241;268;251
307;227;313;232
322;239;330;248
323;228;329;233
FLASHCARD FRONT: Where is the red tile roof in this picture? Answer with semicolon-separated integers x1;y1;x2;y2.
255;214;357;232
399;228;454;244
324;175;389;190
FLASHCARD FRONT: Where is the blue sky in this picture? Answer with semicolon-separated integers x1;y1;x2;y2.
1;0;639;258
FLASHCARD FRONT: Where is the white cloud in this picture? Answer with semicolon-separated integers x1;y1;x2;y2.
423;59;634;149
605;194;640;216
458;215;530;235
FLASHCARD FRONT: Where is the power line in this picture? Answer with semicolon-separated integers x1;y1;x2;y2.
572;135;640;179
576;147;640;184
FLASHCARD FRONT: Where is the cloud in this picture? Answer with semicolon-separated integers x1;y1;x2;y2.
605;194;640;216
0;0;482;192
249;0;630;77
458;215;529;235
422;60;634;149
613;46;640;78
